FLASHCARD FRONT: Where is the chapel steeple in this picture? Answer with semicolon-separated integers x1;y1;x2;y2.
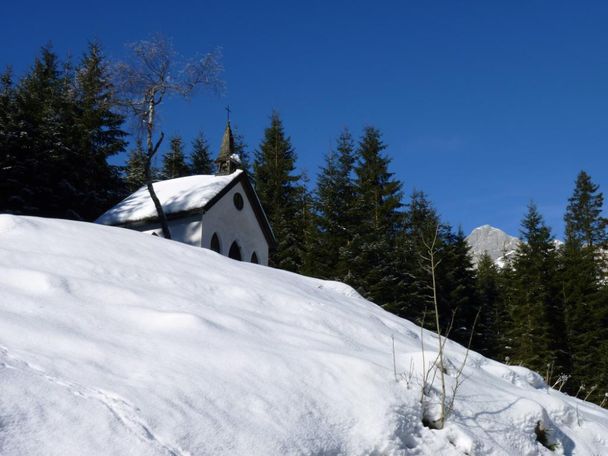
215;106;241;175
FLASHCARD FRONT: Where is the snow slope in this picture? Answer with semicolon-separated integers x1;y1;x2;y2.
1;215;607;455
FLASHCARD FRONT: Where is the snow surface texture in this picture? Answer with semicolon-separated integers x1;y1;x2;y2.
96;171;242;225
466;224;520;267
1;215;607;455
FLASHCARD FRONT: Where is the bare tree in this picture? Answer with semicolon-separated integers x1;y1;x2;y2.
420;224;447;429
418;224;480;430
114;35;223;239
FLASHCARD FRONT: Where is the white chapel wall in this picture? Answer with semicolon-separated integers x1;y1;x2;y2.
139;214;202;247
201;181;269;265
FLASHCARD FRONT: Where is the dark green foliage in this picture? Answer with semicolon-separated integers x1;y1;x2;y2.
162;135;189;179
475;253;506;358
564;171;608;248
440;227;479;345
390;190;442;322
590;290;608;402
560;242;598;382
71;42;128;219
0;67;17;210
497;259;517;363
0;43;127;220
125;139;148;192
299;172;319;277
353;127;403;235
3;46;72;217
189;132;215;175
306;129;479;347
253;111;306;272
344;127;405;307
232;125;252;174
309;129;357;280
504;203;565;374
395;198;479;347
561;171;608;402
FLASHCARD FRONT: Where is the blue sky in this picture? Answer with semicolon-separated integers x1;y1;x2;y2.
2;1;607;237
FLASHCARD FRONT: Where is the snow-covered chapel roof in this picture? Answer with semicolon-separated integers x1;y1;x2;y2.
96;171;243;226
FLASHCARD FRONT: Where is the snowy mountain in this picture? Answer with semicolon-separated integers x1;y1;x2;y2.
466;225;565;267
466;224;520;267
1;215;607;455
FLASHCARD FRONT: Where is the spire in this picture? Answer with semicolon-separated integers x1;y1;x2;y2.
218;120;235;160
215;116;241;175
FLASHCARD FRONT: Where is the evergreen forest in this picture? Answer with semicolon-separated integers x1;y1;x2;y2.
2;43;607;406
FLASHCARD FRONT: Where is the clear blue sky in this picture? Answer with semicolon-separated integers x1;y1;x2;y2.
2;1;608;237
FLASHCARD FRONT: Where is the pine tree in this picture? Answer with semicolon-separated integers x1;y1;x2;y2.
162;135;190;179
0;67;17;211
125;139;148;192
72;41;127;219
593;288;608;402
561;171;608;402
189;132;215;175
1;44;126;219
299;172;319;277
565;171;608;248
312;129;357;280
505;203;565;374
440;227;479;346
346;126;404;307
475;253;505;358
253;111;306;272
232;125;252;174
497;256;517;364
391;190;442;323
10;45;71;217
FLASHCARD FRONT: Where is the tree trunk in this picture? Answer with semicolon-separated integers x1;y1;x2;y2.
146;180;172;239
144;100;172;239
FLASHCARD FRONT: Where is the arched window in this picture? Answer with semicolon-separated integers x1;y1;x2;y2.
250;252;259;264
229;241;242;261
210;233;221;254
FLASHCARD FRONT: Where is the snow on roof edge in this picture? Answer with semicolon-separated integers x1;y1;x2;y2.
96;171;243;226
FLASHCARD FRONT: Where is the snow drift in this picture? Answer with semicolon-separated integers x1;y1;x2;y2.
0;215;607;455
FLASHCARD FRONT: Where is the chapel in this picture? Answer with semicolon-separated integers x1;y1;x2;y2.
96;121;275;265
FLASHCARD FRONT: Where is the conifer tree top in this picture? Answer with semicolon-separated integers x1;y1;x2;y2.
564;170;607;248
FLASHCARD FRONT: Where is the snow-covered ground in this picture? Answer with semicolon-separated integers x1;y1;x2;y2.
1;215;607;455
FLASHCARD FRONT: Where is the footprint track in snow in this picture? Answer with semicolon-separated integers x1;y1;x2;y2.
0;345;189;456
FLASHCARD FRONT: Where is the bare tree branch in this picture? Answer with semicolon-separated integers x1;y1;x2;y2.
113;35;224;239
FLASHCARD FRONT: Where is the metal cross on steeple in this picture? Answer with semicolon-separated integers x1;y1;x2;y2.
225;105;231;122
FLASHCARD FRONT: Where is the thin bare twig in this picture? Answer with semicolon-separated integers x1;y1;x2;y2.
446;307;481;418
392;334;398;383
